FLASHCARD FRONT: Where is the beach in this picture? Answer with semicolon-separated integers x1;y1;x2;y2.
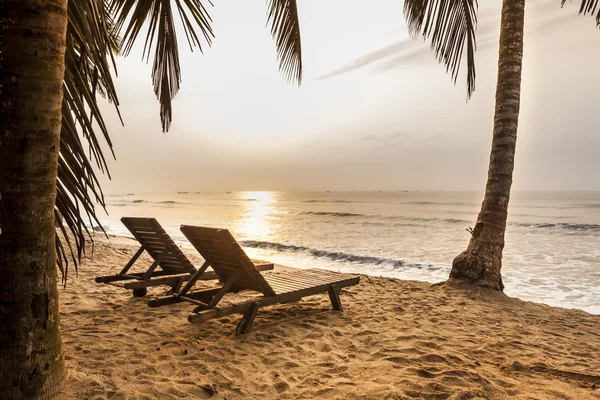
57;237;600;399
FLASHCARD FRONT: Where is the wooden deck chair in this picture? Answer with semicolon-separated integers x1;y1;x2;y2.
95;217;274;297
148;225;360;335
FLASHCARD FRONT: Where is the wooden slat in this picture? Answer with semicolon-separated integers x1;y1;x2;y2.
267;273;330;288
265;275;314;291
190;239;230;253
202;253;240;266
199;247;239;260
125;224;154;231
268;283;307;295
132;230;161;238
124;274;190;289
266;279;306;293
285;273;343;286
274;271;334;284
161;260;186;269
136;236;163;244
140;243;167;253
291;270;352;283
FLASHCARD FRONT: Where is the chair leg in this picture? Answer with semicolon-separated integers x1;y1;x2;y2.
328;285;343;311
168;276;185;295
236;302;260;335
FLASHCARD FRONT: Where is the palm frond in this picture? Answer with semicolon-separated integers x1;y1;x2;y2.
266;0;303;85
109;0;215;131
404;0;478;98
55;0;120;282
561;0;600;25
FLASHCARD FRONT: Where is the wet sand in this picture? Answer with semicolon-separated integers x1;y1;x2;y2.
58;237;600;399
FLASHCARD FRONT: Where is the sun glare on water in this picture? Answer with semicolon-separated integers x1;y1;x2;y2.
238;191;277;239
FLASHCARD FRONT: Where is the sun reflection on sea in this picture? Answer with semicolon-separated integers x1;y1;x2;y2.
238;191;277;239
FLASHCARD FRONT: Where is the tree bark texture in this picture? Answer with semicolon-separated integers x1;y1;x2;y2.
450;0;526;291
0;0;69;398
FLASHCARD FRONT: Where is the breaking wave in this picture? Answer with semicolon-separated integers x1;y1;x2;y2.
516;222;600;232
240;240;442;270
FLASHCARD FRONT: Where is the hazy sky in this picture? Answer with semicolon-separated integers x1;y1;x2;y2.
97;0;600;193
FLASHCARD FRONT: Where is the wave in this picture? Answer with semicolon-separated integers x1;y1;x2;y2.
300;211;365;217
517;222;600;232
240;240;441;270
299;211;469;224
405;201;478;207
302;200;360;204
114;199;145;204
298;211;598;232
578;204;600;208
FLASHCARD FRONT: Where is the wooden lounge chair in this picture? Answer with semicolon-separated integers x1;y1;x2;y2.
148;225;360;334
95;217;274;297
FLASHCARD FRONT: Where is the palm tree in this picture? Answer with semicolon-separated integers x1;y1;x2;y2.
0;0;302;398
403;0;599;290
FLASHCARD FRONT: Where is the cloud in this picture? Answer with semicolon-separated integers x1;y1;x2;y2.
318;39;422;80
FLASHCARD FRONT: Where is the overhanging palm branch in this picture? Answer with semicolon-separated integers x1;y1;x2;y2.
108;0;302;131
403;0;478;98
109;0;215;132
55;0;121;281
562;0;600;25
267;0;303;84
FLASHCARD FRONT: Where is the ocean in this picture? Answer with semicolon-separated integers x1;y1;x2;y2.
98;191;600;314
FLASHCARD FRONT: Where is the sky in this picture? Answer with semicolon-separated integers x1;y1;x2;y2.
96;0;600;194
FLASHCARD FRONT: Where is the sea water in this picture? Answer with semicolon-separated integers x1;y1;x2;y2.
97;191;600;314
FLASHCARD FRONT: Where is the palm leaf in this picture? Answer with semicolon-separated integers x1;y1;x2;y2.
54;0;121;282
109;0;215;131
404;0;478;98
562;0;600;25
266;0;303;84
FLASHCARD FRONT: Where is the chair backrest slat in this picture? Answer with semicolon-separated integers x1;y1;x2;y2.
180;225;276;296
121;217;196;274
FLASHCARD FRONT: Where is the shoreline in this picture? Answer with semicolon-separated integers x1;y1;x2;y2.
89;231;599;315
57;239;600;399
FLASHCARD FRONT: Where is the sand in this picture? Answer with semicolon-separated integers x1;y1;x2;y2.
57;237;600;400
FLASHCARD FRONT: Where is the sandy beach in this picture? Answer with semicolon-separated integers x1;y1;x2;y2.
57;237;600;400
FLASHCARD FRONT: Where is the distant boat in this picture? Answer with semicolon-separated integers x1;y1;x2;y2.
226;191;232;194
177;191;189;194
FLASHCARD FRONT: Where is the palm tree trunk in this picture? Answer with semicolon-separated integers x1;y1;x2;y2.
0;0;69;398
449;0;525;290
